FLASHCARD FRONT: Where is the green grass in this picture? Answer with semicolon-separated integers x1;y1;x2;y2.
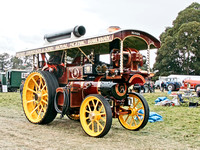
0;92;22;110
0;91;199;149
143;92;200;148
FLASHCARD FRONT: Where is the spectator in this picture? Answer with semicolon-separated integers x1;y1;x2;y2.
141;84;145;93
20;80;25;99
134;83;141;93
161;81;165;92
196;86;200;97
187;82;191;91
151;82;155;93
0;80;2;92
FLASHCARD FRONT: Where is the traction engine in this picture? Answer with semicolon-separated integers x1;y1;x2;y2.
17;26;161;137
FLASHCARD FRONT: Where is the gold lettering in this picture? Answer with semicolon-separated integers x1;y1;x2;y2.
70;43;74;47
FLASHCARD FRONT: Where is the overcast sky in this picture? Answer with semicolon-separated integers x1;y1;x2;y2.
0;0;199;67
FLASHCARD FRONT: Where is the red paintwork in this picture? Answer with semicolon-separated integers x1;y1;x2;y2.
128;74;146;86
41;53;46;66
111;48;143;70
114;30;160;48
67;66;83;80
68;79;101;107
58;68;68;84
128;48;143;70
33;30;160;109
16;27;162;126
181;79;200;89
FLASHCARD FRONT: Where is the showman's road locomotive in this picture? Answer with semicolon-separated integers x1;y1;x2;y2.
16;26;160;137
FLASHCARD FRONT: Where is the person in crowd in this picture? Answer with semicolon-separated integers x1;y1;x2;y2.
150;82;155;93
0;80;2;92
161;81;165;92
20;80;25;99
196;86;200;97
187;82;191;91
141;84;145;93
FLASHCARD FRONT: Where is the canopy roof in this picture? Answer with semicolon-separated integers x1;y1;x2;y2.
16;29;161;57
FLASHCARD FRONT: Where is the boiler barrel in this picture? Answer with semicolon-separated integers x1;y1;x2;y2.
44;25;86;42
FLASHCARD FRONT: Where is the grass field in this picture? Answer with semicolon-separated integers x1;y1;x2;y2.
0;91;199;150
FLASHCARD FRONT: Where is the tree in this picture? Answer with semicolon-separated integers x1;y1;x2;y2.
24;56;33;69
0;53;33;71
176;21;200;74
153;2;200;76
10;55;33;70
0;53;10;71
10;56;23;69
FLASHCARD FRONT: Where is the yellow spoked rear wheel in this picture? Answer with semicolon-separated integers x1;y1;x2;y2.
118;93;149;130
22;71;58;124
80;94;112;137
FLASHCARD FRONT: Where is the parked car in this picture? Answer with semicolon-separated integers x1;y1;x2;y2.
156;77;182;91
181;79;200;91
165;77;182;91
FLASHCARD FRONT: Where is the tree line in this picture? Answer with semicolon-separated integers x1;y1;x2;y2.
153;2;200;80
0;53;32;71
0;3;199;76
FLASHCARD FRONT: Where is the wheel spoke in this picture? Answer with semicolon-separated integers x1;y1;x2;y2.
39;102;43;108
92;99;95;108
87;104;92;112
92;121;94;132
133;98;136;107
125;115;130;122
36;106;43;120
94;100;99;110
96;120;104;130
80;95;112;137
42;93;48;97
133;118;137;126
37;105;40;113
27;87;37;94
136;114;142;122
137;106;143;111
41;84;47;91
85;110;90;113
31;78;39;89
39;77;44;89
134;100;140;107
87;121;92;127
129;116;134;126
26;99;35;104
118;94;149;130
96;121;100;132
22;72;59;124
99;113;106;116
40;103;46;113
99;105;103;112
100;117;106;122
41;99;48;104
137;112;144;116
30;104;40;116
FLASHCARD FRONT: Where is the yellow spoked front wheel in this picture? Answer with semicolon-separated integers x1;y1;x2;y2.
118;92;149;130
22;71;58;124
80;94;112;137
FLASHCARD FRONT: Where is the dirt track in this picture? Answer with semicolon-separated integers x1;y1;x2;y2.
1;92;198;150
0;107;190;150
